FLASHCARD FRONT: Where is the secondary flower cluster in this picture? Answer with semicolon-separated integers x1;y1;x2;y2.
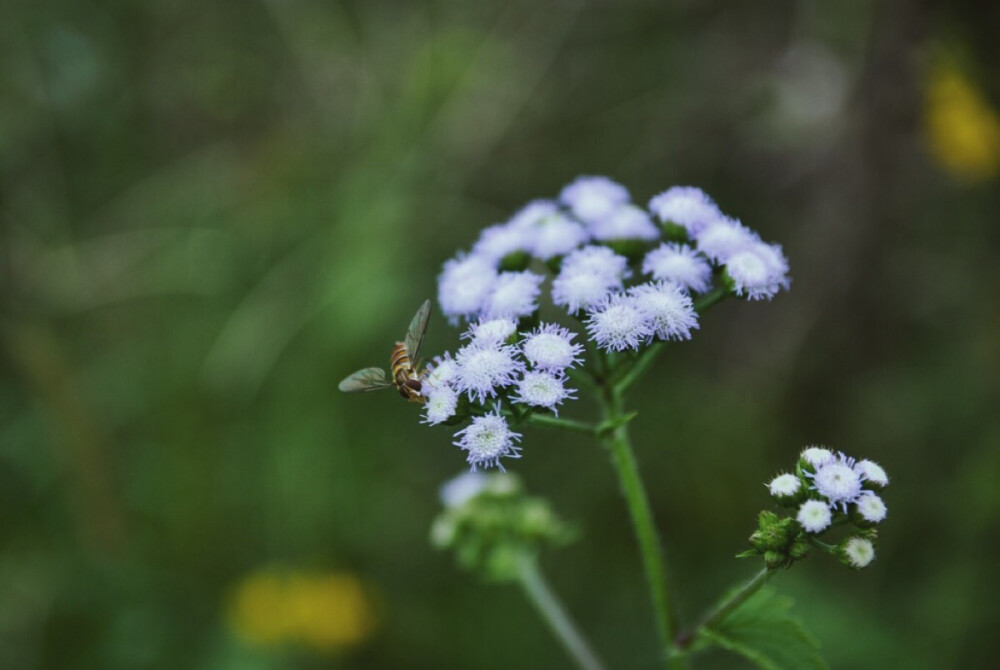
431;472;574;581
745;447;889;570
427;176;790;470
420;318;582;470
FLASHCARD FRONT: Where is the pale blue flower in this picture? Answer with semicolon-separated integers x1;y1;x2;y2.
642;243;713;293
472;223;534;263
482;271;544;319
522;323;584;372
512;370;576;415
462;318;518;346
807;452;863;512
530;213;589;260
424;352;459;392
725;242;790;301
439;471;489;507
454;340;524;403
438;254;497;323
648;186;724;236
508;199;559;230
695;217;760;263
628;281;699;341
454;409;522;471
560;245;631;278
423;385;459;425
589;204;660;241
552;268;622;314
585;294;653;352
560;176;630;224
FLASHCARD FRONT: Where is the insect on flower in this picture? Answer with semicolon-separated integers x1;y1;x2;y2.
338;300;432;403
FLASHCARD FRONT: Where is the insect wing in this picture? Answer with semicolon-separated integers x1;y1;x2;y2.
338;367;393;392
404;299;432;362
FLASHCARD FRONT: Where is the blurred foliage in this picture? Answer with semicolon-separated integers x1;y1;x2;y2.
1;0;998;668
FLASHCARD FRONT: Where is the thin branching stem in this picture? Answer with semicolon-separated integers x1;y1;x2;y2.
517;554;607;670
597;386;687;669
679;568;775;649
525;413;597;434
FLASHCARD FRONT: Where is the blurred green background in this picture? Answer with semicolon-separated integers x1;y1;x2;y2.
2;0;999;668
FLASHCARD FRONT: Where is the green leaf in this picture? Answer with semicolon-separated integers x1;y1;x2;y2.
698;587;828;670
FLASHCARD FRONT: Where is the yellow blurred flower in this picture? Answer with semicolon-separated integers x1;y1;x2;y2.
925;59;1000;181
228;567;377;653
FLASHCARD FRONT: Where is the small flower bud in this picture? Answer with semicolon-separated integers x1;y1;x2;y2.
768;473;804;507
840;536;876;569
852;492;887;527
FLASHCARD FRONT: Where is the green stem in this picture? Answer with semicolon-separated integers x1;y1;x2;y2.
598;387;684;668
682;568;775;647
808;537;839;554
525;413;597;435
615;287;732;395
517;554;607;670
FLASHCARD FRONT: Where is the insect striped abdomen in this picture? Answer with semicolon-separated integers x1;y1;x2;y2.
390;342;423;401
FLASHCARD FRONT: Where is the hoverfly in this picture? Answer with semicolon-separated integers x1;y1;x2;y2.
338;299;432;403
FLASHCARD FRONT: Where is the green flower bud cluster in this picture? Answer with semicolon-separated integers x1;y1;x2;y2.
740;447;889;571
430;473;575;581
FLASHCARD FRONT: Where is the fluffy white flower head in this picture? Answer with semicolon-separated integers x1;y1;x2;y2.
628;281;699;341
453;410;522;471
423;385;459;425
843;537;875;569
561;245;630;279
424;353;459;392
726;242;790;301
585;294;653;352
530;213;589;260
769;473;801;498
454;341;523;403
522;323;583;372
560;176;630;224
508;200;558;230
552;267;622;314
439;471;488;508
695;218;760;263
801;446;834;468
642;243;713;293
797;499;832;533
810;452;863;510
472;223;534;263
648;186;724;235
462;318;517;345
438;254;497;323
482;271;544;319
589;204;660;241
856;493;887;524
512;371;575;414
855;459;889;488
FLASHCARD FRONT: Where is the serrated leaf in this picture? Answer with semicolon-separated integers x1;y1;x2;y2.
698;587;828;670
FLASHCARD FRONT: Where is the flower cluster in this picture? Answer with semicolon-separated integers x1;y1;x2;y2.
745;446;889;570
426;176;790;470
438;176;790;327
431;472;574;581
420;318;583;470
